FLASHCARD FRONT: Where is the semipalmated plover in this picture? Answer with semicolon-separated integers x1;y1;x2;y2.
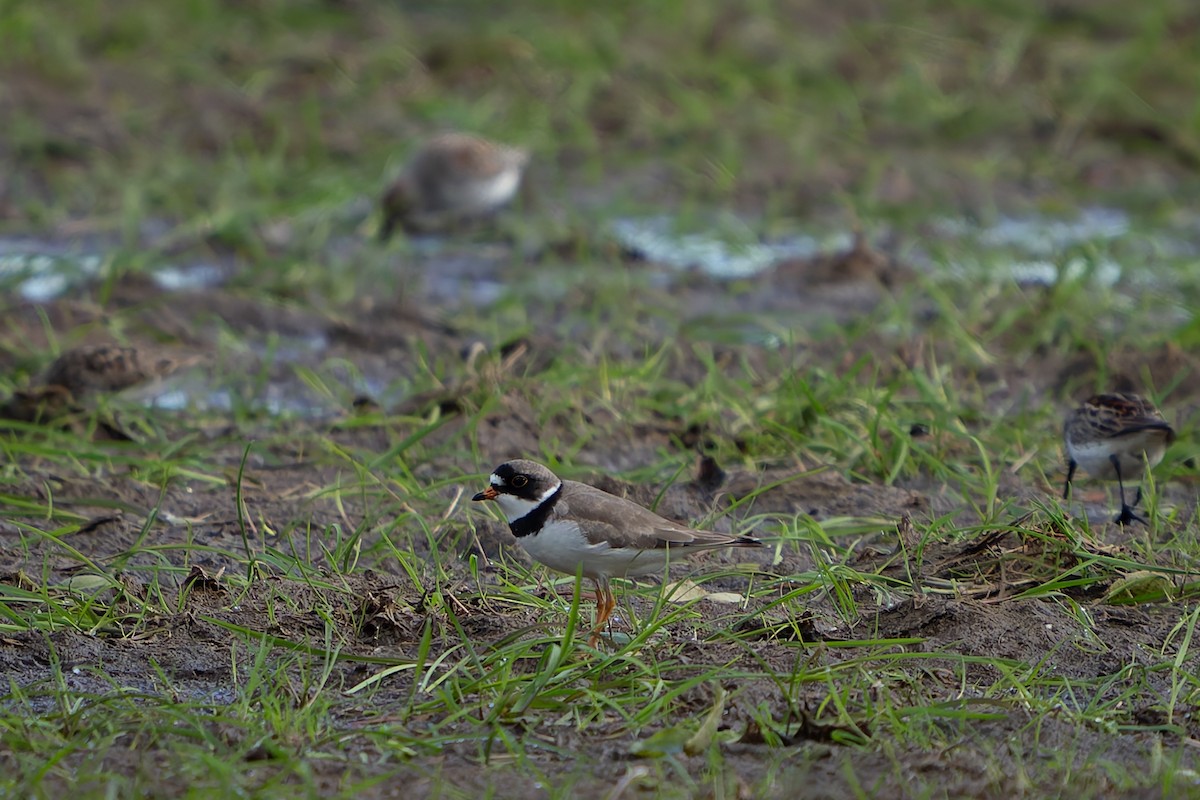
1063;393;1175;525
379;132;529;239
473;459;761;645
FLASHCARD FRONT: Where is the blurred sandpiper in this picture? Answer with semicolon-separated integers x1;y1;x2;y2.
379;132;529;239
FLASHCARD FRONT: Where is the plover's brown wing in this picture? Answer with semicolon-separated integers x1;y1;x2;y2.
559;481;760;551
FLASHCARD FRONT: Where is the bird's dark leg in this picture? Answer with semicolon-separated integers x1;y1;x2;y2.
1110;454;1145;525
1063;459;1077;500
378;213;397;243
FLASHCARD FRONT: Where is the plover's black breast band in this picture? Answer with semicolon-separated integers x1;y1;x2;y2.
509;484;563;538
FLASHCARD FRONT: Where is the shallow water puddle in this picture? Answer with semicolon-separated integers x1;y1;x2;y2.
7;206;1196;419
0;236;228;300
610;215;846;279
933;206;1131;254
148;385;337;417
149;262;229;291
926;206;1199;292
143;352;397;419
0;238;105;301
609;207;1198;293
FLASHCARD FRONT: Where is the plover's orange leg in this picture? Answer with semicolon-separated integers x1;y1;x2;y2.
588;580;615;647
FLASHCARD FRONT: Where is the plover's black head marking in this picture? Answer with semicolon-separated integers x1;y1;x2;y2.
472;459;564;536
488;460;559;501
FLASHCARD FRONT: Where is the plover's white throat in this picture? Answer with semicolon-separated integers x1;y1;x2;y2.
473;459;761;646
1062;392;1175;525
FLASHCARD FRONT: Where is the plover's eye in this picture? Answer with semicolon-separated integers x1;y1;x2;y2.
512;474;529;488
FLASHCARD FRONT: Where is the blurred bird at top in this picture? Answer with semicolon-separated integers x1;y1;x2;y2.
378;132;529;239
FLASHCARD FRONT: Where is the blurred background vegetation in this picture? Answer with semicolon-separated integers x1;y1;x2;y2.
2;0;1198;234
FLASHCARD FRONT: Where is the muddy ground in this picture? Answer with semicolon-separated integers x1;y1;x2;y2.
1;232;1198;798
3;1;1200;794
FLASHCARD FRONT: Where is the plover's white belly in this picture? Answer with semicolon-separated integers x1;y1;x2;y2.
521;519;671;581
1067;431;1169;481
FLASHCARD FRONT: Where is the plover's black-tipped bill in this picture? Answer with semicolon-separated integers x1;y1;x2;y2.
473;486;499;501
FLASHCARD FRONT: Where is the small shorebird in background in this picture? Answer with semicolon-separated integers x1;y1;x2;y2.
379;132;529;239
41;344;187;397
1062;392;1175;525
0;343;199;438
